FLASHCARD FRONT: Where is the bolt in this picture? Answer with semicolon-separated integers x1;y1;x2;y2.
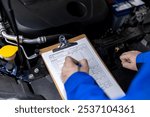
28;74;34;80
34;68;39;74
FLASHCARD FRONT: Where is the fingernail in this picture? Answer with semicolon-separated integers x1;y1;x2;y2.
66;56;71;59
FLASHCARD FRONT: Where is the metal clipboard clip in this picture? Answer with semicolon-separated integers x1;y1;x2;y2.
53;35;78;52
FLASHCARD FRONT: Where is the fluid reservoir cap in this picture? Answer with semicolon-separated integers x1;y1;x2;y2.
0;45;18;60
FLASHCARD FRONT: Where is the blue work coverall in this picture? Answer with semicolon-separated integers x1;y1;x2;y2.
64;52;150;100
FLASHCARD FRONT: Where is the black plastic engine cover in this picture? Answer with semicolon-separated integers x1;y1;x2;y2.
1;0;109;37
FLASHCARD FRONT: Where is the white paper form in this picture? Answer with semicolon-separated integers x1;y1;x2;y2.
41;37;125;99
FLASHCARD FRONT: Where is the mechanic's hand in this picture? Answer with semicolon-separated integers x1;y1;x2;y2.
120;51;141;71
61;56;89;83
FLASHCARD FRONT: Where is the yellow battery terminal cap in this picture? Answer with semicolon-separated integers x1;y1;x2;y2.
0;45;18;60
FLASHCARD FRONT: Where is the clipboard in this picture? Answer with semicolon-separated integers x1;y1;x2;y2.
40;34;125;100
40;34;86;53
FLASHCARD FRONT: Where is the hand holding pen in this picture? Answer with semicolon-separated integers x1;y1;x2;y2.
61;56;89;83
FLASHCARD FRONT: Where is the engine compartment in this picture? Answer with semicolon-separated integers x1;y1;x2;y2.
0;0;109;37
0;0;150;99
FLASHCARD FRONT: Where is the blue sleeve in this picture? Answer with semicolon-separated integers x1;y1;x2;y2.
65;72;109;100
64;51;150;100
136;51;150;63
120;62;150;100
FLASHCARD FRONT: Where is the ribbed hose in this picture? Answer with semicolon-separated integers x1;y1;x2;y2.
1;23;73;44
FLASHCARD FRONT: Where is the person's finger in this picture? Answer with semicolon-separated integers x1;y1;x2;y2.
120;54;130;62
121;51;134;55
120;51;141;58
121;61;132;69
64;56;75;66
120;56;127;62
61;56;79;83
79;59;89;73
121;52;129;56
121;61;137;71
120;57;131;64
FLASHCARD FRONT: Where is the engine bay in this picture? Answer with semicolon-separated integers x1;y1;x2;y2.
0;0;150;99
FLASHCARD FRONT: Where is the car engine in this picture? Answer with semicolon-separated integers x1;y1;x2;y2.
0;0;150;99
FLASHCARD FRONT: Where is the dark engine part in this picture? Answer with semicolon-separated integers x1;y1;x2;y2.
0;0;150;100
0;0;109;37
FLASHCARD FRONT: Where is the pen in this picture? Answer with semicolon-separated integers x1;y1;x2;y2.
71;58;82;68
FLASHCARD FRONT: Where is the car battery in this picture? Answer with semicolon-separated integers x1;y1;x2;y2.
112;0;145;30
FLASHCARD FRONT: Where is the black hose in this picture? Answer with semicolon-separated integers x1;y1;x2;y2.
7;0;24;71
22;34;74;44
45;34;74;42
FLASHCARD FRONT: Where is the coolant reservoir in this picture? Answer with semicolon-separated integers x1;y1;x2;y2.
0;45;18;61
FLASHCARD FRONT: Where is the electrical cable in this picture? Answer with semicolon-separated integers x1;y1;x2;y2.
7;0;24;71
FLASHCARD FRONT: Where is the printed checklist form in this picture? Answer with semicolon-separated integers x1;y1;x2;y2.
40;34;125;100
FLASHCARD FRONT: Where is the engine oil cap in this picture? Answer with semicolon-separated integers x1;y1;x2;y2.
0;45;18;61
